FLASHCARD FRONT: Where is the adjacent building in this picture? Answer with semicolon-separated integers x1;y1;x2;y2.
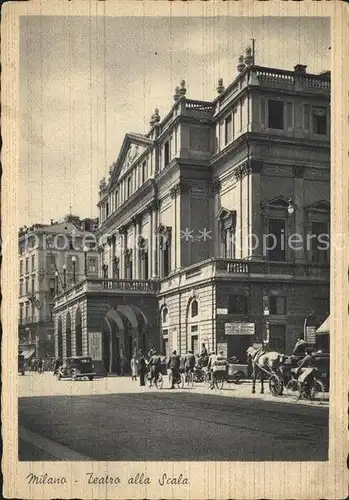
19;215;99;357
54;48;330;371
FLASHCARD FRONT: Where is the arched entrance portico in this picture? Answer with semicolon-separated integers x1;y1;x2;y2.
100;305;149;374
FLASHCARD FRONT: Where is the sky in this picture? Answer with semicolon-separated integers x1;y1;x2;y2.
19;15;330;227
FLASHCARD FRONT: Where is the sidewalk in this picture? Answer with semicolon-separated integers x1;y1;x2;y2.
19;372;329;407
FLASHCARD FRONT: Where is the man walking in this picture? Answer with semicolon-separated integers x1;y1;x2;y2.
138;350;147;387
184;350;196;378
167;350;180;389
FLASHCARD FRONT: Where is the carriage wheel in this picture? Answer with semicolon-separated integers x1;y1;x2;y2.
155;373;163;389
269;374;283;397
286;379;300;400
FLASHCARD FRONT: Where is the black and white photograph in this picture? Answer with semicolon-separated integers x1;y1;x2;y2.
1;1;348;499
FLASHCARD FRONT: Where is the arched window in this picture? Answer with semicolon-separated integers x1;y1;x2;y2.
162;307;168;324
191;300;198;318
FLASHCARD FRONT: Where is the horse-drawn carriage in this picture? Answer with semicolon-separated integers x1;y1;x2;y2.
247;346;329;400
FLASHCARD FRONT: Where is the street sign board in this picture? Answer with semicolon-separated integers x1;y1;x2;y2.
89;332;103;359
225;322;255;336
305;326;316;345
217;308;228;315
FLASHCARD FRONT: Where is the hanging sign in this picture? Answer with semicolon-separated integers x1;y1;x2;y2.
225;322;255;336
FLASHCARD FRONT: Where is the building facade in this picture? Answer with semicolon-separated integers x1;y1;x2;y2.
19;215;99;356
54;49;330;370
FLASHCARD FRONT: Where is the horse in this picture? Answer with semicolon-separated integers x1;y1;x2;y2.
246;346;284;394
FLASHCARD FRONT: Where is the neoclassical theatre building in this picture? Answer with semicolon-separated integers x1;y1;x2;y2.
54;50;330;372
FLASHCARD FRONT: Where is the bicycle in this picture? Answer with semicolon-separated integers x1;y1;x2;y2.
146;371;164;389
286;370;325;402
205;370;224;390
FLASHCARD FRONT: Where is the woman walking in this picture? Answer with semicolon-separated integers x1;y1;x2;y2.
130;354;139;381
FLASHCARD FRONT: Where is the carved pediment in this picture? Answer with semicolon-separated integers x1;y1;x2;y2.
217;207;236;229
305;200;330;212
262;196;289;209
109;133;153;185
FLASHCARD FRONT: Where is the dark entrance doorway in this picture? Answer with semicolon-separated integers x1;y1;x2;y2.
102;320;121;374
269;323;286;352
227;335;252;363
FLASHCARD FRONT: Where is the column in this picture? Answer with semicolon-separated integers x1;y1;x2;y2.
132;219;138;279
151;204;158;278
119;228;126;279
148;206;153;277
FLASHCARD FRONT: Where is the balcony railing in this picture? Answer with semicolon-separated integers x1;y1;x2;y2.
55;277;160;306
215;259;329;279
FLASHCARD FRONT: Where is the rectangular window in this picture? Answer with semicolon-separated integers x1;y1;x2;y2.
267;218;286;261
224;115;232;145
88;257;97;273
228;295;248;315
269;296;287;315
224;229;235;259
25;258;29;274
25;302;29;319
25;277;29;294
115;190;118;208
164;141;170;167
20;260;23;276
311;222;330;264
31;254;35;271
232;107;238;138
268;100;284;130
47;254;56;270
31;276;35;294
19;280;24;297
191;334;199;355
312;107;327;135
49;278;55;298
67;255;79;271
19;304;24;324
314;296;329;315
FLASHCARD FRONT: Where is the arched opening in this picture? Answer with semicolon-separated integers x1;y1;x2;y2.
66;312;72;358
187;298;200;355
57;317;63;360
75;308;83;356
160;305;170;356
191;300;199;318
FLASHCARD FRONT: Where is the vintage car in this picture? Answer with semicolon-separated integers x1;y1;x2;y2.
56;356;96;381
18;354;25;375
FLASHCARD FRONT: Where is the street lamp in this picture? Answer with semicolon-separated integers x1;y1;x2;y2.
83;245;88;276
62;264;67;289
287;195;295;215
55;271;59;295
263;295;270;347
72;256;76;284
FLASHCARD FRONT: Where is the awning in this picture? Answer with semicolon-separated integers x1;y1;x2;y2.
20;348;36;360
316;316;330;335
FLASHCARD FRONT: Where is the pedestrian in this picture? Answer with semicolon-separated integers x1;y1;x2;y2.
138;350;147;387
167;350;180;389
37;357;43;374
130;354;139;381
120;353;128;376
147;349;162;387
184;349;196;376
